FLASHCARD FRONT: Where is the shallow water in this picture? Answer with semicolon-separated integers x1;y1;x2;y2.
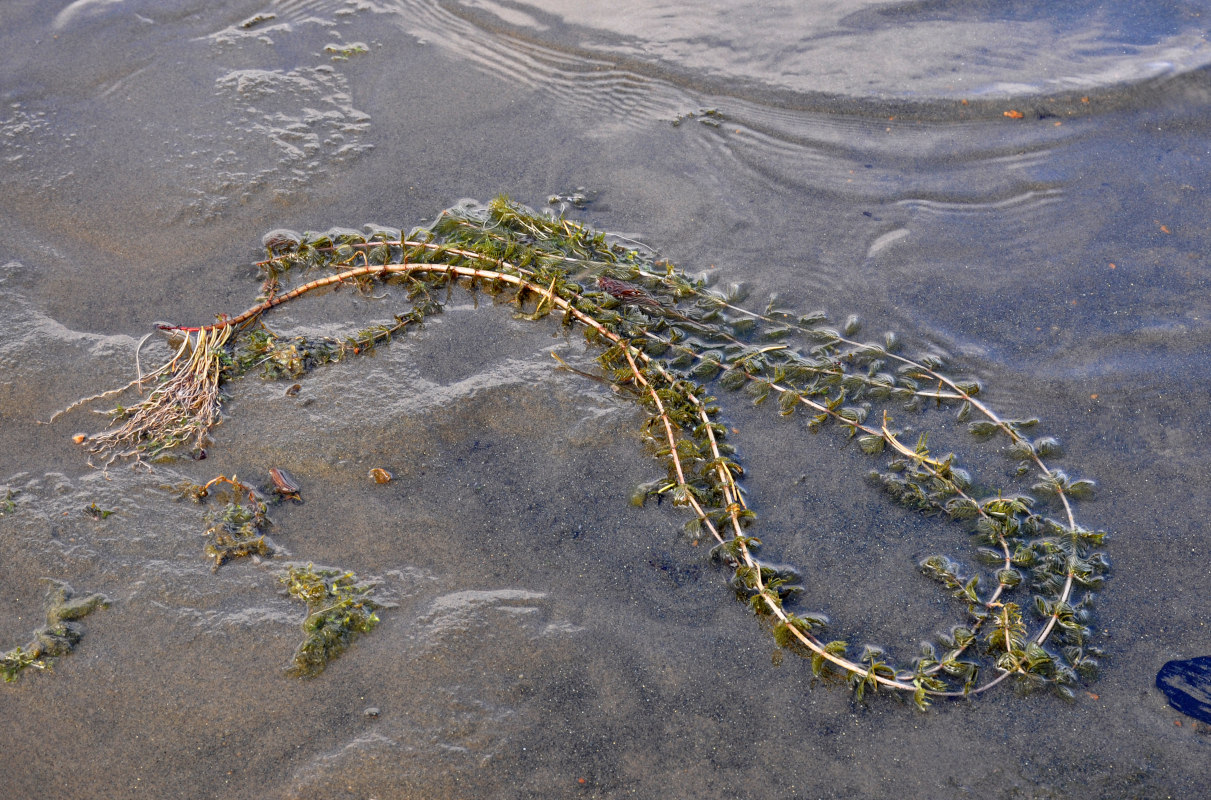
2;1;1210;797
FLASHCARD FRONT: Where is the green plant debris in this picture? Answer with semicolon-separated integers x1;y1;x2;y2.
60;196;1109;704
0;488;16;515
323;41;368;61
196;475;276;572
280;564;380;677
240;13;275;30
83;502;116;519
672;107;724;127
1;581;109;683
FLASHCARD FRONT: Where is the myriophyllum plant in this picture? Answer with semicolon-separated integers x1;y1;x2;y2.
59;198;1106;703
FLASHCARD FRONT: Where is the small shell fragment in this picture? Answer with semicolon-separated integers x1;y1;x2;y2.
269;467;301;499
72;433;88;444
369;468;393;484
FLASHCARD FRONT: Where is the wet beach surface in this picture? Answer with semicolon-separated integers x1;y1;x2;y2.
2;1;1210;797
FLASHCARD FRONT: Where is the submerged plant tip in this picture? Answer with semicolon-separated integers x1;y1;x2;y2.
55;196;1107;702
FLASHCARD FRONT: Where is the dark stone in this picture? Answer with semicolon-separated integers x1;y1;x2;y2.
1156;656;1211;724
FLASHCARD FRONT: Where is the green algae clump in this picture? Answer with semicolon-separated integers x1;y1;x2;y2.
1;581;109;683
281;564;380;677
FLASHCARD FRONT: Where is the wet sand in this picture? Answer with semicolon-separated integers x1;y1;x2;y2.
2;1;1210;797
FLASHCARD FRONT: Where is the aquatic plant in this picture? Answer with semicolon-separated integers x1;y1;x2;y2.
182;474;277;572
63;197;1106;703
165;474;379;674
0;489;18;516
280;564;380;677
1;581;109;682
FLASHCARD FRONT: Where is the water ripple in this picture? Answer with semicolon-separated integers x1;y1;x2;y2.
359;0;1211;112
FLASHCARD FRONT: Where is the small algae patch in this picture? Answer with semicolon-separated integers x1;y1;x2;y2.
186;475;278;572
0;488;16;515
83;502;116;519
1;581;109;682
281;564;381;677
323;42;369;61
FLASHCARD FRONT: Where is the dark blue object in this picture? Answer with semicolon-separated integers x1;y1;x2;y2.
1156;656;1211;724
